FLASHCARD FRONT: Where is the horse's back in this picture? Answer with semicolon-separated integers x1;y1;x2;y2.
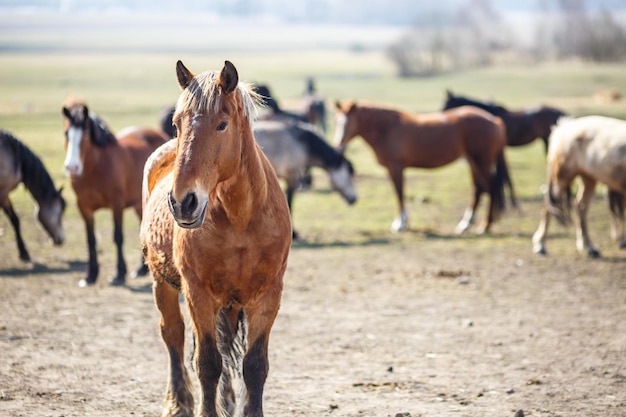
549;115;626;191
112;127;169;208
0;132;22;195
254;120;309;181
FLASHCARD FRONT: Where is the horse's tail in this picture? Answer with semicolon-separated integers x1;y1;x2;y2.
608;189;624;221
490;149;515;221
216;307;248;417
543;156;573;226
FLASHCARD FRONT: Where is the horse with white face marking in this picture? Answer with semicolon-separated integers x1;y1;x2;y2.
62;99;169;286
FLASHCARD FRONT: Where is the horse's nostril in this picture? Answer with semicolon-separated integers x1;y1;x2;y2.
181;192;198;214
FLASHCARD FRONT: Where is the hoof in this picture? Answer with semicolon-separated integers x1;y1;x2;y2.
131;264;150;279
78;278;96;288
532;244;546;255
619;240;626;249
587;248;601;258
109;276;126;287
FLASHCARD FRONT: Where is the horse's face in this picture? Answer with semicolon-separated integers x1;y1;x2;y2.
328;157;357;205
168;60;249;229
62;104;89;178
37;187;66;245
333;101;359;151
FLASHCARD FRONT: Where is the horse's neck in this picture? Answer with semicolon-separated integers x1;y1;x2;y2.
19;145;56;204
214;134;269;226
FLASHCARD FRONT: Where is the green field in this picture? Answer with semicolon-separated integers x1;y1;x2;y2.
2;19;626;271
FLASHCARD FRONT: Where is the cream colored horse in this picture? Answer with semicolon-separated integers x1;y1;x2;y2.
533;115;626;257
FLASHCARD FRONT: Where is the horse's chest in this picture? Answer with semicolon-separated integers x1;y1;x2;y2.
175;232;285;303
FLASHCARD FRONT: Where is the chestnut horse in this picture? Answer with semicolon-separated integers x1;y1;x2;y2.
0;129;65;261
140;61;291;417
62;99;169;287
532;115;626;258
334;101;515;234
443;90;566;152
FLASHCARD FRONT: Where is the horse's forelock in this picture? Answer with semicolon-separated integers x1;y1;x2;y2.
175;71;259;128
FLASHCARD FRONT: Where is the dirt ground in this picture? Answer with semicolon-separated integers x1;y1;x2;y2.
1;216;625;417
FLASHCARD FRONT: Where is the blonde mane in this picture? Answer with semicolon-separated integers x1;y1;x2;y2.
175;70;260;128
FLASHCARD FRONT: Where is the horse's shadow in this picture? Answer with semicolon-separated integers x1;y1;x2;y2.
0;260;85;278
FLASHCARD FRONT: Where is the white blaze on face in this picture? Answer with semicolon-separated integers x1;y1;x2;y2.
333;113;347;147
64;126;84;177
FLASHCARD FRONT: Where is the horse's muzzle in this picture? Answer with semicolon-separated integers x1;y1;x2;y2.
167;191;207;229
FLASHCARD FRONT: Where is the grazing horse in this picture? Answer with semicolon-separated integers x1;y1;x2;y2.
532;115;626;257
254;119;357;239
334;101;515;234
443;90;566;152
140;61;291;417
62;99;169;287
0;130;65;261
302;77;327;134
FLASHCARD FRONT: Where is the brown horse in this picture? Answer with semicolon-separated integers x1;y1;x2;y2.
532;115;626;258
140;61;291;417
0;129;66;261
62;99;169;287
334;101;514;234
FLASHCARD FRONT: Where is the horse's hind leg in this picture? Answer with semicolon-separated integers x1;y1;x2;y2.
110;207;127;286
154;278;194;417
2;197;30;261
456;164;487;234
387;166;408;232
575;176;600;257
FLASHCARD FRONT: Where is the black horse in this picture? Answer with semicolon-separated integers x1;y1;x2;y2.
443;90;566;152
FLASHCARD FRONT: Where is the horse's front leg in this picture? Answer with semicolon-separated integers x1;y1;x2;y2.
110;206;127;286
78;207;99;287
186;291;221;417
242;288;282;417
285;182;299;240
2;198;30;262
387;166;408;232
532;207;551;255
575;177;600;257
154;277;194;417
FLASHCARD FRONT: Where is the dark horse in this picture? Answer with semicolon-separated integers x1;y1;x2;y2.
62;99;169;287
255;81;326;133
334;101;515;234
254;119;356;239
0;130;65;261
442;90;566;152
141;60;291;417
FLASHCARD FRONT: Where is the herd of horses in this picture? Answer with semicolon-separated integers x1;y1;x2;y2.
2;59;626;416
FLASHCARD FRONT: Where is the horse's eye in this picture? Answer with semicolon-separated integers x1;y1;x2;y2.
217;122;228;132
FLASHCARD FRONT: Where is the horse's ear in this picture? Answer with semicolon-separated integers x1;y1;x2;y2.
176;60;195;90
446;89;453;99
334;100;342;110
219;60;239;95
62;106;71;119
